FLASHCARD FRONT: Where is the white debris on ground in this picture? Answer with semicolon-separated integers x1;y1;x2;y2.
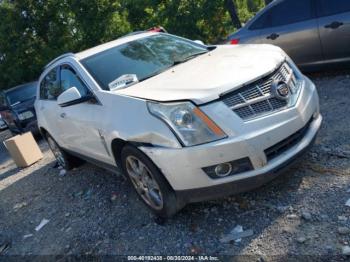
220;225;254;244
345;199;350;207
35;219;50;232
59;169;66;177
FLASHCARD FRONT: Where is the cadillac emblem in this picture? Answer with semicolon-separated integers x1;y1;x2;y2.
271;80;290;100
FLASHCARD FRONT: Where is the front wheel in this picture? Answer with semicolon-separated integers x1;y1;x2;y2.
121;145;179;218
46;134;83;170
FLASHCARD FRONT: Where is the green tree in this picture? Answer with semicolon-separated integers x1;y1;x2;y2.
0;0;131;89
0;0;266;89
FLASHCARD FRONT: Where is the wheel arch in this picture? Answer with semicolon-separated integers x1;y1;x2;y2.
111;138;128;167
39;126;49;138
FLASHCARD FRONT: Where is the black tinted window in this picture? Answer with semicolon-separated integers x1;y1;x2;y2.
262;0;313;28
271;0;313;26
250;12;270;30
319;0;350;17
60;65;88;97
40;68;60;100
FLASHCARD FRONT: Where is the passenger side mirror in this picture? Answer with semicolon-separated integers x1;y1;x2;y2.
57;87;92;107
194;40;205;45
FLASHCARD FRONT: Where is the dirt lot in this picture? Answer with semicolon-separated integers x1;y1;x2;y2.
0;71;349;260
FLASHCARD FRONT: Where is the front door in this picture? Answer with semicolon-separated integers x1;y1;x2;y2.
56;64;112;165
317;0;350;63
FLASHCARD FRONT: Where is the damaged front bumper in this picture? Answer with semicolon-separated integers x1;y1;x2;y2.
139;76;322;203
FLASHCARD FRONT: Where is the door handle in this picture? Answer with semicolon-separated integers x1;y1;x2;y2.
267;33;279;40
60;112;66;118
325;21;343;29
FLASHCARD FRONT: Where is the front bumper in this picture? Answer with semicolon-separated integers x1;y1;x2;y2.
140;76;322;200
176;132;317;203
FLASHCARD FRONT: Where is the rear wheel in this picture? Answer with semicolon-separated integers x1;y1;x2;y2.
46;134;83;170
121;145;179;218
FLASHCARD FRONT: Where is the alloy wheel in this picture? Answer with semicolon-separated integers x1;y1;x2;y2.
47;137;65;167
125;156;164;210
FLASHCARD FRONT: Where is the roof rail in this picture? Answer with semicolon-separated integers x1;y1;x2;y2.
44;52;75;69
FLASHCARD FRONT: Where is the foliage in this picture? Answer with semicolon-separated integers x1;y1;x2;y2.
0;0;265;89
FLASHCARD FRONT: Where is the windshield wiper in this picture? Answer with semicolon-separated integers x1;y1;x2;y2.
139;50;210;82
139;66;173;82
19;97;35;103
11;101;20;106
172;50;209;66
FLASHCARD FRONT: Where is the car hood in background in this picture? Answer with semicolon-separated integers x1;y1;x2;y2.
115;44;286;105
11;97;36;113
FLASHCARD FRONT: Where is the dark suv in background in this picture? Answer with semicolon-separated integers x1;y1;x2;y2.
0;82;39;134
227;0;350;70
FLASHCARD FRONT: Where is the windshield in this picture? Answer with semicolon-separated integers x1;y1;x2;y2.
6;83;37;106
81;34;208;90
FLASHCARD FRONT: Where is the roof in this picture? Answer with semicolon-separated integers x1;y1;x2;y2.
4;81;38;93
76;31;157;60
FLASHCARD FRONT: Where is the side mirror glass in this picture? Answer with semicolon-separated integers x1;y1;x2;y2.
57;87;82;107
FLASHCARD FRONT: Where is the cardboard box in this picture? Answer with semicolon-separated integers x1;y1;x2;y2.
4;132;43;168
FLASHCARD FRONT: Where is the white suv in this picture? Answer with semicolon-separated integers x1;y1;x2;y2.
35;32;322;217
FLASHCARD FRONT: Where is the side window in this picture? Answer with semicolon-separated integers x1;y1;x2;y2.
249;12;270;30
271;0;313;26
60;65;89;97
319;0;350;17
40;67;60;100
258;0;313;28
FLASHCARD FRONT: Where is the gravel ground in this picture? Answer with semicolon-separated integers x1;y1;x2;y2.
0;71;349;260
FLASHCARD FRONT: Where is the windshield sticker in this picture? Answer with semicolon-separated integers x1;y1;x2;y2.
108;74;139;90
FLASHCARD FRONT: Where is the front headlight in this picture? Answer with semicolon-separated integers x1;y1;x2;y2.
147;101;227;146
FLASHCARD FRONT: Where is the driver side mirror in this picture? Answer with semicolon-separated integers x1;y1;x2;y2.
57;87;93;107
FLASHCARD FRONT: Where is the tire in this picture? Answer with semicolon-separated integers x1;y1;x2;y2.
121;145;179;218
46;134;83;170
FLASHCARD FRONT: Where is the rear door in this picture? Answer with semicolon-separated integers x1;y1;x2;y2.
317;0;350;63
258;0;323;66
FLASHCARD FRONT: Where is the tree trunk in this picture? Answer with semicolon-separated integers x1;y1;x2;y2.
225;0;241;29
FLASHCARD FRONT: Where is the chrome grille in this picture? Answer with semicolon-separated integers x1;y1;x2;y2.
222;62;299;121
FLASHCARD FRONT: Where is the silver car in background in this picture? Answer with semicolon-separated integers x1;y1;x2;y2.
227;0;350;70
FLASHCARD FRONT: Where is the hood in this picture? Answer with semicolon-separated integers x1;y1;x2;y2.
10;97;36;113
115;44;286;104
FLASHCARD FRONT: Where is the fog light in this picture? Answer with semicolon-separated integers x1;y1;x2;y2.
203;158;253;179
214;163;232;177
